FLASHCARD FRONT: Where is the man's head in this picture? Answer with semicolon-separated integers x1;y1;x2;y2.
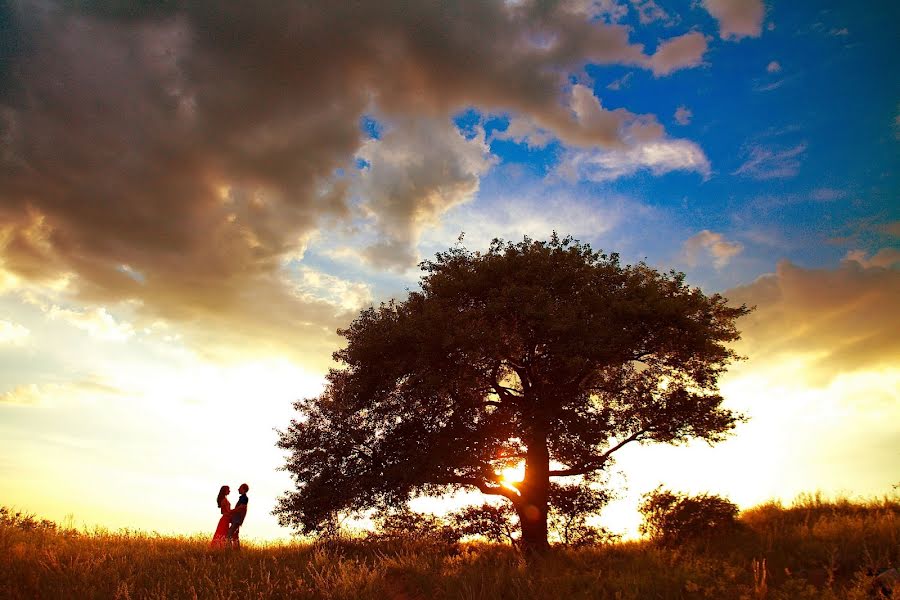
239;483;249;494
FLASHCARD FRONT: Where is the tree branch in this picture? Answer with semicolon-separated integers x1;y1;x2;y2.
507;362;531;395
548;429;648;477
489;362;517;405
434;476;521;503
631;351;652;363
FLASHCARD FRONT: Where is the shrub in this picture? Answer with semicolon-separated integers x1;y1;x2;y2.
451;503;519;545
368;506;460;545
639;487;738;546
548;483;617;547
0;507;57;532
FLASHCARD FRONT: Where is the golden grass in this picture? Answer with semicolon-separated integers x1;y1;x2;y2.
1;495;897;599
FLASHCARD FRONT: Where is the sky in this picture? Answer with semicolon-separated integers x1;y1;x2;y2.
0;0;897;541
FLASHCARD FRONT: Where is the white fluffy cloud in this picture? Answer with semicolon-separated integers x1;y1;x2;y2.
702;0;765;40
0;319;30;345
682;230;743;267
291;266;373;312
560;137;711;182
648;32;708;76
46;306;135;342
426;192;634;251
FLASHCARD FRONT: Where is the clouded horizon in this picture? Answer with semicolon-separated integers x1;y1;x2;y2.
1;0;897;540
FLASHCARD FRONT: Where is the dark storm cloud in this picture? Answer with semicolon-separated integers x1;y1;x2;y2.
0;0;707;356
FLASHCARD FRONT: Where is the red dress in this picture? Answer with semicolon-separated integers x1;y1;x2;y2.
210;499;231;547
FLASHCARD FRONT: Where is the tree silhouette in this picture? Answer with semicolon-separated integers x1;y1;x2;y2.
639;487;739;547
276;235;749;552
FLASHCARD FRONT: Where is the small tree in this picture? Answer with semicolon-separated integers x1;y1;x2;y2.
639;487;739;546
276;235;749;552
451;502;518;545
548;483;614;546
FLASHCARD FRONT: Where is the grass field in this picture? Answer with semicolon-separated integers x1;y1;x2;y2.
1;495;898;599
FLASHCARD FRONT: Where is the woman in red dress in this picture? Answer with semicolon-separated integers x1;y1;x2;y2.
210;485;231;547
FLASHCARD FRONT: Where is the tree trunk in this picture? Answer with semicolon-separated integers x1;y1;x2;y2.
518;423;550;553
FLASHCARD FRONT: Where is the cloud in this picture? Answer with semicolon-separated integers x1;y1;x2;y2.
726;259;900;382
674;105;693;125
733;143;806;179
355;118;495;270
0;319;29;345
0;377;126;406
682;230;743;268
754;79;785;93
500;84;671;150
648;32;708;76
46;306;135;342
766;60;781;73
878;221;900;237
494;115;556;148
843;249;900;270
568;84;651;145
560;137;711;182
291;266;373;312
426;192;636;251
606;72;634;91
498;85;710;185
810;187;845;202
564;0;630;23
0;1;716;355
702;0;765;40
630;0;674;26
0;384;43;406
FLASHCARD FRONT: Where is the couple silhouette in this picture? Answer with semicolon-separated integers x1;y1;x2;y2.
210;483;249;549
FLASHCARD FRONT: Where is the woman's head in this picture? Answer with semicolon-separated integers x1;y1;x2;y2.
216;485;230;507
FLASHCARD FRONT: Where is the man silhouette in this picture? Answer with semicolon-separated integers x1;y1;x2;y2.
226;483;249;549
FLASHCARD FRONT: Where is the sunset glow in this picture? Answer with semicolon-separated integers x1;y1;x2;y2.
499;466;525;491
0;0;897;545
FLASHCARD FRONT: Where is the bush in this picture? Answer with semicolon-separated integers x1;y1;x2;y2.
548;483;617;547
639;487;738;546
451;503;519;545
368;506;460;545
0;507;58;532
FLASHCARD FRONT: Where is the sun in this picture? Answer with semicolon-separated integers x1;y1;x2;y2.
498;464;525;490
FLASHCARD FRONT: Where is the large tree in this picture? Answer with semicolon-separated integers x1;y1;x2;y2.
276;236;749;551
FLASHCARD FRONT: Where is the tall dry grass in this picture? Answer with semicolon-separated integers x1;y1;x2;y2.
1;495;897;599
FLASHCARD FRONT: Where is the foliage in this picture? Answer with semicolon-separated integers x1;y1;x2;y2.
3;495;900;599
276;235;750;550
368;506;461;545
0;507;59;532
639;487;739;546
392;485;618;548
451;502;519;545
548;483;618;547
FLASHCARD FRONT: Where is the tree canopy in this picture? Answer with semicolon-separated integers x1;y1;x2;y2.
276;235;749;551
